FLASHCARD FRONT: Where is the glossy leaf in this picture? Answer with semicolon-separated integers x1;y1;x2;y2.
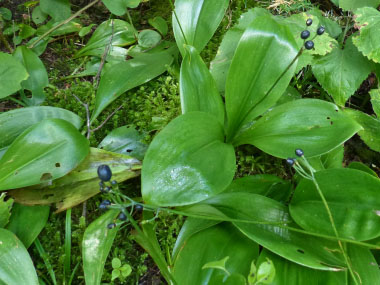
236;99;362;159
291;168;380;241
348;161;378;177
353;7;380;63
180;45;224;124
225;15;298;142
276;86;301;106
347;244;380;284
91;51;174;122
173;0;229;56
343;108;380;152
210;8;270;93
102;0;130;16
0;52;29;99
36;20;81;37
339;0;380;11
257;249;346;285
173;222;259;285
79;24;95;37
0;193;13;228
312;36;372;106
40;0;70;22
142;112;236;206
83;210;119;285
9;148;141;212
138;29;161;48
76;19;135;58
98;126;147;160
0;106;82;156
0;228;39;284
13;45;49;105
197;192;346;270
0;119;89;191
148;16;168;36
369;89;380;117
6;203;49;248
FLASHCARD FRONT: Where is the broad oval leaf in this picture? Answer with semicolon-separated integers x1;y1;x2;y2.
353;7;380;63
8;148;141;213
6;203;49;248
339;0;380;11
0;52;28;99
312;36;372;106
236;99;362;159
138;29;161;48
0;228;39;284
13;45;49;105
148;16;168;36
173;221;259;285
102;0;129;16
83;210;119;285
180;45;224;124
0;106;82;156
173;0;229;56
142;112;236;206
91;51;174;122
196;192;346;270
225;14;299;142
0;118;89;190
40;0;70;22
347;244;380;284
290;168;380;241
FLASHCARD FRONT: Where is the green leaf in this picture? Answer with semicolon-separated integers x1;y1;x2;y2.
202;256;230;274
348;161;378;177
197;192;346;270
236;99;362;159
256;249;345;285
142;112;236;206
6;203;49;248
19;24;36;39
138;29;161;48
210;8;270;93
98;126;147;160
173;222;259;285
76;19;135;58
32;6;47;25
353;7;380;63
83;210;119;285
102;0;130;16
0;7;12;20
0;193;13;228
275;86;301;106
13;45;49;105
8;148;140;213
36;20;81;37
120;264;132;277
0;228;39;285
343;108;380;152
173;0;229;56
148;16;168;36
111;269;120;281
290;168;380;241
347;244;380;284
91;51;173;122
248;260;257;285
307;8;342;38
180;45;224;124
225;14;298;142
0;52;29;99
112;258;122;269
339;0;380;11
0;119;89;191
256;258;276;284
0;106;82;156
78;24;95;37
312;36;372;106
27;36;50;56
369;89;380;117
40;0;70;22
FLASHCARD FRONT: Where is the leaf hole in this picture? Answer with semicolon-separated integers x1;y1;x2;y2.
14;171;19;175
326;117;330;120
42;193;54;199
55;162;60;167
126;149;132;153
330;121;334;125
40;173;53;181
297;249;305;254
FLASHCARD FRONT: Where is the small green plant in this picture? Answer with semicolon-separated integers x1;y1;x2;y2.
111;258;132;282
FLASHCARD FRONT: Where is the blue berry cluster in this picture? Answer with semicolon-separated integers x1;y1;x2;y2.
300;18;325;50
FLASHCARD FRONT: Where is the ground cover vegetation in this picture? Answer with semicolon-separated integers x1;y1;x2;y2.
0;0;380;284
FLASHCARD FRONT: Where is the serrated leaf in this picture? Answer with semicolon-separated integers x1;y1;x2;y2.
369;89;380;117
339;0;380;11
353;7;380;63
312;36;372;106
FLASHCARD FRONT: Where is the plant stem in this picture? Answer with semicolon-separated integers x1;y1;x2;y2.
0;27;13;53
28;0;100;48
64;208;72;284
167;0;188;45
340;15;351;46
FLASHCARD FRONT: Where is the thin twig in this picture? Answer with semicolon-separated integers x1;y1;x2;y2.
28;0;100;49
91;105;123;132
94;19;114;87
71;93;91;139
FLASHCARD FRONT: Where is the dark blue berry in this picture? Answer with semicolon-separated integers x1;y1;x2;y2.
306;18;312;26
97;165;112;181
107;223;116;229
286;158;295;166
317;26;325;35
295;149;304;157
118;212;127;221
301;30;310;39
135;204;143;212
99;199;111;210
304;40;314;50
